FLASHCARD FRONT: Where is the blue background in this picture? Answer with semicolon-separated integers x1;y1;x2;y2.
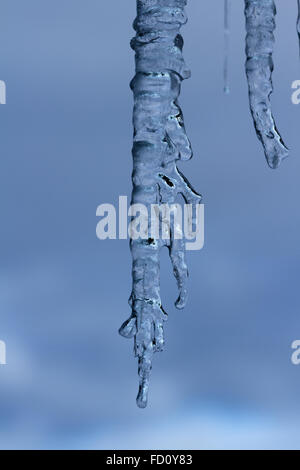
0;0;300;449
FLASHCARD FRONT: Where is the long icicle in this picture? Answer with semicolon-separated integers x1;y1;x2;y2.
119;0;201;408
244;0;288;168
224;0;231;94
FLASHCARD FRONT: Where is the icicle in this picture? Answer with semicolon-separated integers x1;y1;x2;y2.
119;0;201;408
224;0;231;94
244;0;288;168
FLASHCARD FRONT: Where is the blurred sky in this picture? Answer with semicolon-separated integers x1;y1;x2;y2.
0;0;300;450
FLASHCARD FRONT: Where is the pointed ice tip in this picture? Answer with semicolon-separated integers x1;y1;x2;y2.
119;316;137;338
266;148;289;170
136;388;148;408
137;398;147;409
175;296;186;310
224;86;230;95
267;159;280;170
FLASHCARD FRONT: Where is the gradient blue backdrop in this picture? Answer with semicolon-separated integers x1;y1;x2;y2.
0;0;300;450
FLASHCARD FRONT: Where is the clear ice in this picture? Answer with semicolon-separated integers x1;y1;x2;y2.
118;0;293;409
244;0;288;168
119;0;201;408
224;0;231;94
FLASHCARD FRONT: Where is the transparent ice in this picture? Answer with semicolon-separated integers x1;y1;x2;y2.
119;0;294;409
244;0;288;169
224;0;231;94
119;0;201;408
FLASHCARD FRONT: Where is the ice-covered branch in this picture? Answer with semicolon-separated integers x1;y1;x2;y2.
244;0;288;168
119;0;201;408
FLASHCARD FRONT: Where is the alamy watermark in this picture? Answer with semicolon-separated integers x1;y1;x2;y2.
96;196;204;251
0;340;6;365
291;80;300;104
291;340;300;365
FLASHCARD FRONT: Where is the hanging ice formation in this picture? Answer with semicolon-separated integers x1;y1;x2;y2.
224;0;231;94
119;0;201;408
244;0;288;168
118;0;293;408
